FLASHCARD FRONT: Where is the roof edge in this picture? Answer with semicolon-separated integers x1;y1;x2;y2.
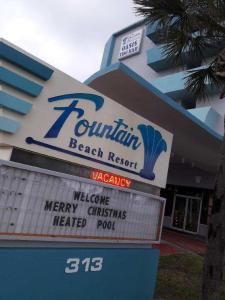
85;62;223;142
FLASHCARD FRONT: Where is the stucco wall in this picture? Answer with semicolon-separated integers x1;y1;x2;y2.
110;24;191;83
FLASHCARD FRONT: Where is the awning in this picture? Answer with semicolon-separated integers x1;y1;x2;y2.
85;62;223;173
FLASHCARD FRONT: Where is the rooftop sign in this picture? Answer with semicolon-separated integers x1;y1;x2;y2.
118;29;143;59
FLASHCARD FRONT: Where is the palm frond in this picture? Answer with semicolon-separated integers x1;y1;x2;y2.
185;66;222;99
133;0;185;27
196;13;225;35
133;0;225;100
162;29;213;64
134;0;225;62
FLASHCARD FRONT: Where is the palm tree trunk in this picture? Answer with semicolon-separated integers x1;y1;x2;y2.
201;118;225;300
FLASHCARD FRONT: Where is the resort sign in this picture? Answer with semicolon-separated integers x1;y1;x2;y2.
23;90;172;188
0;49;172;187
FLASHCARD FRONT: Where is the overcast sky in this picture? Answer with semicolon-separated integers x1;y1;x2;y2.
0;0;141;82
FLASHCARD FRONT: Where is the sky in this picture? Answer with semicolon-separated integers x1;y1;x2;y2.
0;0;142;82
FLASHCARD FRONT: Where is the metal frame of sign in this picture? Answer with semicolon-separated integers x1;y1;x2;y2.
0;159;165;244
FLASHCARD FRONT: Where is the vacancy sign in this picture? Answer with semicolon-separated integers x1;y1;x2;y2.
90;170;132;188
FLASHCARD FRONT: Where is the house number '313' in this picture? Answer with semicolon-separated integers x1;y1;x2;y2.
65;257;103;273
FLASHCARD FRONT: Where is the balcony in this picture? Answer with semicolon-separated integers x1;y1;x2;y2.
147;44;222;72
147;26;224;72
188;106;223;136
151;70;189;100
147;45;173;71
150;67;216;106
146;22;160;43
147;45;195;71
146;18;178;43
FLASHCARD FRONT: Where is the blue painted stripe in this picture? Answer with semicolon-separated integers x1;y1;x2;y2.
85;62;223;141
0;91;32;114
0;116;20;133
101;36;116;69
0;42;53;80
0;67;43;97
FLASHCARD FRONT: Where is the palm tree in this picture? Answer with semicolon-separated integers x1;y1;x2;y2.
133;1;225;299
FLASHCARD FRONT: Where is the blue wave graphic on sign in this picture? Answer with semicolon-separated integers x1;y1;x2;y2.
138;124;167;180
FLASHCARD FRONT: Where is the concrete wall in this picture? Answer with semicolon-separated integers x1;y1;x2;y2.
111;24;159;82
107;22;224;129
110;23;185;82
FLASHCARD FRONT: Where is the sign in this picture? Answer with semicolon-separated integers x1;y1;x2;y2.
0;160;165;243
0;41;173;188
118;29;143;59
5;90;172;188
0;248;159;300
90;170;132;188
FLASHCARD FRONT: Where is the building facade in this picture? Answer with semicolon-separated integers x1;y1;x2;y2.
86;20;224;237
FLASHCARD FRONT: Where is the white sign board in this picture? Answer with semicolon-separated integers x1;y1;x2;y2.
118;29;143;59
0;161;165;244
2;87;172;188
0;40;173;188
